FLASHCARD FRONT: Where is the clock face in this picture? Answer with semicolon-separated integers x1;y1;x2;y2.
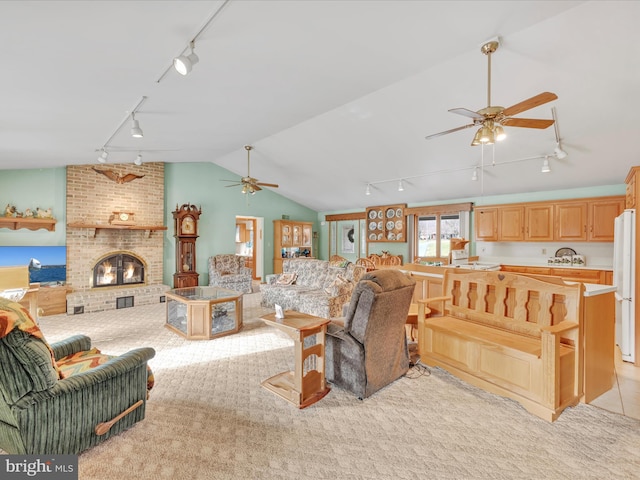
181;216;195;234
119;212;130;221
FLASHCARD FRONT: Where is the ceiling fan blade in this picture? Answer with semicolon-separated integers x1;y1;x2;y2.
252;185;262;191
256;182;279;188
502;92;558;117
220;179;242;182
425;123;475;140
501;118;554;129
448;108;484;120
224;183;243;187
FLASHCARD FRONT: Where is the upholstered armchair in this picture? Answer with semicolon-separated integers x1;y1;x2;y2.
208;254;253;294
325;269;415;399
0;298;155;455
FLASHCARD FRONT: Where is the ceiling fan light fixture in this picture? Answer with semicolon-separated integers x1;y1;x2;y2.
471;128;483;146
494;125;506;141
541;158;551;173
479;125;493;144
174;41;199;76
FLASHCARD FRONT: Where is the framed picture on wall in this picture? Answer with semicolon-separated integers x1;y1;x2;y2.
342;225;355;254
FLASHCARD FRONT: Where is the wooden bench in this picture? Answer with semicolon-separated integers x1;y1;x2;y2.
417;269;584;422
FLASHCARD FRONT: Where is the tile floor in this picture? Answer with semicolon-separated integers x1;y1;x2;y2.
589;346;640;420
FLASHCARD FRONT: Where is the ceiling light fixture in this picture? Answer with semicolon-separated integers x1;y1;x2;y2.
471;167;479;181
541;157;551;173
398;180;404;192
156;0;231;83
365;184;371;196
130;113;143;138
554;144;568;159
97;150;108;163
173;41;199;76
96;96;147;162
134;154;143;166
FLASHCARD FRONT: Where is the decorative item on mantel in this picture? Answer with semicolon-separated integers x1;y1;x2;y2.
92;167;145;184
109;211;136;226
4;204;53;219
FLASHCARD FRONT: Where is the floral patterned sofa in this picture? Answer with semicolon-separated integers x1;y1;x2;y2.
208;254;252;294
260;258;365;318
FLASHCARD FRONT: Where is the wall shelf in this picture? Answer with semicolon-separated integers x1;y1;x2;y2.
0;217;56;232
67;222;167;238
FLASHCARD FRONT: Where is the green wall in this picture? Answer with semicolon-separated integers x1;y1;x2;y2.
163;162;317;284
0;167;66;246
0;164;626;283
0;163;317;285
318;183;627;262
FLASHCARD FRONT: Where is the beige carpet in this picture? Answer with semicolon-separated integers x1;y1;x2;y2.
25;294;640;479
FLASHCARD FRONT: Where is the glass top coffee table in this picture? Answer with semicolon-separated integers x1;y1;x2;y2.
165;286;243;340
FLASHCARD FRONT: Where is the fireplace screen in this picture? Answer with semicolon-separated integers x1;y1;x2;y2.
93;253;144;288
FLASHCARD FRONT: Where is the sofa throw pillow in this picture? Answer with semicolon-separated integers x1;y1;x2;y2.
324;274;350;296
276;272;297;285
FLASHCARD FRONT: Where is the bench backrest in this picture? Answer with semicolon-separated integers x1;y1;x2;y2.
441;269;583;338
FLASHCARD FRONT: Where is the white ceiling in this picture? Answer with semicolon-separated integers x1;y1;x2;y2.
2;1;638;212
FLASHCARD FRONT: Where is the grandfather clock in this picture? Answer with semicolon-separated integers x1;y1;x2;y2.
172;203;202;288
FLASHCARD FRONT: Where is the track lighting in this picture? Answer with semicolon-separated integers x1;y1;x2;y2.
541;158;551;173
472;167;478;181
97;150;108;163
554;144;567;159
130;113;143;138
174;41;199;76
134;154;143;166
398;180;404;192
365;184;371;196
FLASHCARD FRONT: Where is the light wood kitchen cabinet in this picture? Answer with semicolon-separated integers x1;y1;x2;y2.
500;264;609;284
555;202;588;241
476;195;624;243
588;197;625;241
525;203;554;241
474;207;498;241
499;205;525;241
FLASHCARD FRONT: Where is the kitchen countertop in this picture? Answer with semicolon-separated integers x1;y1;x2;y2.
398;263;616;297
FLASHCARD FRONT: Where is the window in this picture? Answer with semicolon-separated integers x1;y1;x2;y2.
409;202;472;261
416;214;461;258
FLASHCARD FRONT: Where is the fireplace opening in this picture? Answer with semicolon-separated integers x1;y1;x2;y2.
93;253;145;288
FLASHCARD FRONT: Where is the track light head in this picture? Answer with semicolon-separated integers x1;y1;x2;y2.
554;144;567;159
174;41;199;76
130;113;143;138
541;158;551;173
398;180;404;192
365;184;371;196
472;167;478;181
97;150;108;163
134;154;143;166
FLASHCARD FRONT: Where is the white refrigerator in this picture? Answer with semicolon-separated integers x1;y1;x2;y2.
613;209;636;363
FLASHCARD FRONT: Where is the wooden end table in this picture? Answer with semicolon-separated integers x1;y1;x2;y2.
260;311;331;408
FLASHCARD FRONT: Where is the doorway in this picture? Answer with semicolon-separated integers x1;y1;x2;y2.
235;216;263;281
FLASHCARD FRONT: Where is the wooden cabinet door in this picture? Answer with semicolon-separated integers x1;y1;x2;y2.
525;204;554;241
302;224;312;247
292;224;302;246
280;222;292;247
556;202;588;241
499;206;524;241
475;207;498;241
588;198;624;241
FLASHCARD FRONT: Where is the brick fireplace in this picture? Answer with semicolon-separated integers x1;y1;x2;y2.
65;163;169;314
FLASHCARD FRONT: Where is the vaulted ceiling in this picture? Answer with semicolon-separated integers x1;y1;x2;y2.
2;1;637;211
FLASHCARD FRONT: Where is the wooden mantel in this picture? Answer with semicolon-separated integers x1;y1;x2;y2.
0;217;56;232
67;222;167;238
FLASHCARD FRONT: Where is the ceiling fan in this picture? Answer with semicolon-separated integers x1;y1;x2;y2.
425;38;557;145
221;145;279;195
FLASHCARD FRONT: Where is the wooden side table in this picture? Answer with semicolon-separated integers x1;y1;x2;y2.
260;311;330;408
